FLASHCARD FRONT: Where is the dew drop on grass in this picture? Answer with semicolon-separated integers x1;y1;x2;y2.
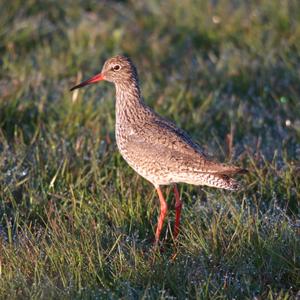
280;96;287;104
19;169;28;177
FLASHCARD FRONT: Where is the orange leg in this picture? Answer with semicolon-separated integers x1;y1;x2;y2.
155;187;168;244
173;184;182;239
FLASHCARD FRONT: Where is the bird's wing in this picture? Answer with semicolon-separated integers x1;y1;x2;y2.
136;119;207;158
127;120;244;175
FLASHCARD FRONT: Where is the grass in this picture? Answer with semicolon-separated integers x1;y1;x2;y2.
0;0;299;298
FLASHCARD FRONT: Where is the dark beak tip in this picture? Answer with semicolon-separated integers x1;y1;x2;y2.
70;84;81;92
69;72;103;92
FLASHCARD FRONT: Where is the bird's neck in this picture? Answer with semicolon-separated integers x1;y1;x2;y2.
115;80;144;123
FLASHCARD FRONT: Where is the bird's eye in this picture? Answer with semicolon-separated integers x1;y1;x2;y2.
113;65;120;71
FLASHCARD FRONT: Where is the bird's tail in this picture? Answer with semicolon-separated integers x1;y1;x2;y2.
195;165;248;191
210;164;248;176
198;173;239;190
182;162;248;190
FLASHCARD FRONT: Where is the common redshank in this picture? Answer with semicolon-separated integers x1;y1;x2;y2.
70;55;247;244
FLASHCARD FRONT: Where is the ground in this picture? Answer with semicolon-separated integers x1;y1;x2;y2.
0;0;299;299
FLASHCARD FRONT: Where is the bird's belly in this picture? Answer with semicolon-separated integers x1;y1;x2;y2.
115;131;175;186
121;153;175;186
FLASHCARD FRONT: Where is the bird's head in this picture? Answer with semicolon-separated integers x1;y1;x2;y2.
70;55;138;91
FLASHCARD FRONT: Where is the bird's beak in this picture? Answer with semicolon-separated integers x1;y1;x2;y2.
70;73;104;91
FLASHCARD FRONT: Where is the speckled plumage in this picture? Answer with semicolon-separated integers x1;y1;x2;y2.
101;55;246;190
70;55;247;243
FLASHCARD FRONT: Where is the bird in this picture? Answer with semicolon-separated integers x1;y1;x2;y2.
70;55;247;245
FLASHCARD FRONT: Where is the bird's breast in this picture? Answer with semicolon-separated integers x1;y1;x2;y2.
115;120;135;155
